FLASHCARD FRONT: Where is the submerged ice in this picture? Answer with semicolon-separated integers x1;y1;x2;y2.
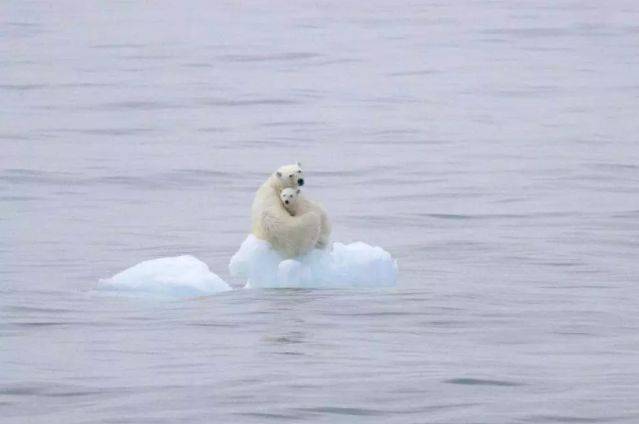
229;235;397;288
99;255;232;298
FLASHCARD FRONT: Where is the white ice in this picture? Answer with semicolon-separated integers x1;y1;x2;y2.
99;255;232;298
229;235;398;289
99;238;397;297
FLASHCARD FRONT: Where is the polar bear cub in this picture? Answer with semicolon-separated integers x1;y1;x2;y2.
280;187;302;216
280;187;331;249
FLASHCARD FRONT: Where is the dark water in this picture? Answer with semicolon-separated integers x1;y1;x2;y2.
3;1;639;422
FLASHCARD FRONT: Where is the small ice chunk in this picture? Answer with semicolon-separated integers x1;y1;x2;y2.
99;255;231;298
229;235;398;288
278;259;312;286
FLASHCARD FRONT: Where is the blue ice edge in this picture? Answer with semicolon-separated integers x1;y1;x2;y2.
98;235;397;298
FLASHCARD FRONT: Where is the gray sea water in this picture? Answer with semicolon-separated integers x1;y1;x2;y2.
3;1;639;423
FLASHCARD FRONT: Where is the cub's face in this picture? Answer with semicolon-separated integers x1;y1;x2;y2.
280;188;300;208
275;162;304;188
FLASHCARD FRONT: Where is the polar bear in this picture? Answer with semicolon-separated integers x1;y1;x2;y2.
279;187;301;215
251;163;322;258
280;187;331;249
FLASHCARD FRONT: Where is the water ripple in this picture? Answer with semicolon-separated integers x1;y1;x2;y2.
443;378;524;387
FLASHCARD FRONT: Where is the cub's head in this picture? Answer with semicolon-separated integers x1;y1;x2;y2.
274;162;304;189
280;187;301;209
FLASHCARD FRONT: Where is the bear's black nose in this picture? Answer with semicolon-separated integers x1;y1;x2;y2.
285;200;289;204
298;178;304;186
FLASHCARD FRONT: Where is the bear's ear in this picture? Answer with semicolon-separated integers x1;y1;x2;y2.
276;171;282;177
296;161;302;168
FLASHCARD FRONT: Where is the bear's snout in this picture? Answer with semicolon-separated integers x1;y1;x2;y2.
297;178;304;186
285;200;289;204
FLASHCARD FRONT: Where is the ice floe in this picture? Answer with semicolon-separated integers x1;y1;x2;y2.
229;235;397;289
99;255;231;298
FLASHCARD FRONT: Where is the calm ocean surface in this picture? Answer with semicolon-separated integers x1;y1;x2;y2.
2;1;639;422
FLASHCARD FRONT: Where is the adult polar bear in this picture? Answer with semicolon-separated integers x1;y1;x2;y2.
251;163;329;258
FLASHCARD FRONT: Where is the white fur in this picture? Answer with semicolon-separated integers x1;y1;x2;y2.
280;187;331;250
298;195;331;250
251;164;321;258
280;187;301;216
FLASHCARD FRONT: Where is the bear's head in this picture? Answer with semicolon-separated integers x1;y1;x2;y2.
280;187;301;206
274;162;304;189
280;187;301;215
